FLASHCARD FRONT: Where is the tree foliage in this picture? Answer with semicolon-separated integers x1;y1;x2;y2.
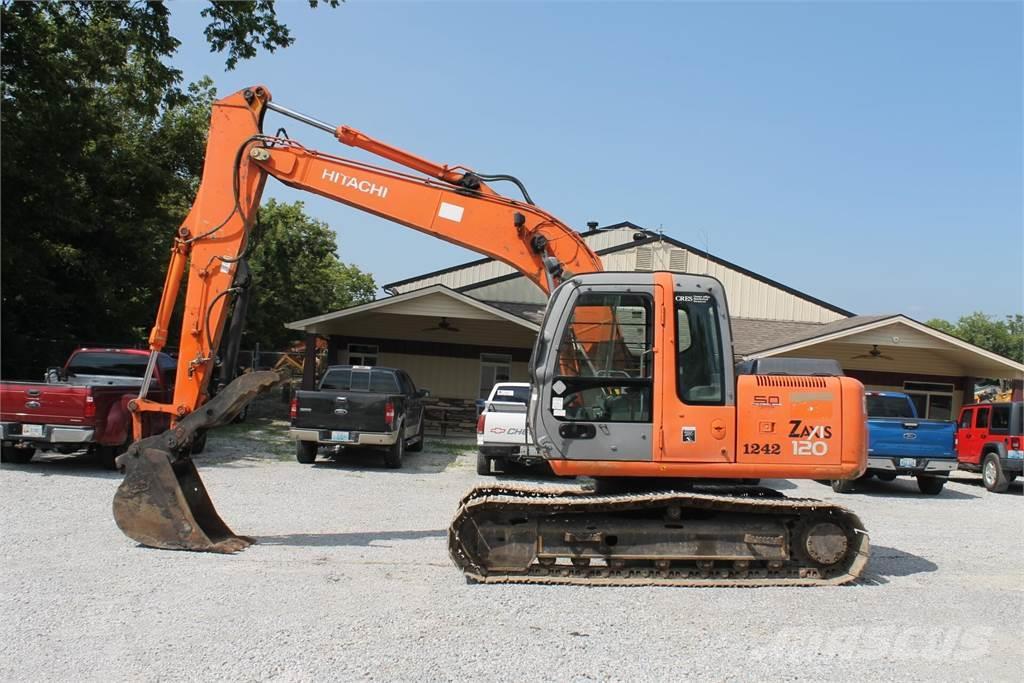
246;200;375;348
202;0;340;70
926;313;1024;363
0;1;346;378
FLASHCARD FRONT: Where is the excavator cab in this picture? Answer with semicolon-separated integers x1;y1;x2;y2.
528;271;866;481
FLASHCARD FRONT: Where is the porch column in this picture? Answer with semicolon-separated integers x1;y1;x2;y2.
302;332;318;390
961;376;976;406
327;335;343;365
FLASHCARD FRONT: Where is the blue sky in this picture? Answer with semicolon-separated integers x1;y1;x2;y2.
168;1;1022;321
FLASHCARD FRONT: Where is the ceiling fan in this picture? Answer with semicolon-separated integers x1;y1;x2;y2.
851;344;894;361
422;317;460;333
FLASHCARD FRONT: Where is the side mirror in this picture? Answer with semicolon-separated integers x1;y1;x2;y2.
44;367;65;383
416;389;431;398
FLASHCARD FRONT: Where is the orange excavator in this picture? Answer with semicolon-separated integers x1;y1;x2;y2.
113;85;870;585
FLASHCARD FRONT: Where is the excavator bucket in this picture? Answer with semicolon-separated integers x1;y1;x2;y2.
112;370;285;553
113;448;253;553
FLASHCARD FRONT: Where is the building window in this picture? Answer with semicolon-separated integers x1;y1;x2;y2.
348;343;378;367
903;381;954;420
479;353;512;398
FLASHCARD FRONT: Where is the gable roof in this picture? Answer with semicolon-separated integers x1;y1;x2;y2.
383;222;854;318
743;314;1024;374
285;284;540;333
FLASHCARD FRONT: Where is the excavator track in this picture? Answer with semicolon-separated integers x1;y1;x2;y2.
449;483;869;587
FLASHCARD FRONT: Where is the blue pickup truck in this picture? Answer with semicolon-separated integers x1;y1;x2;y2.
831;391;957;495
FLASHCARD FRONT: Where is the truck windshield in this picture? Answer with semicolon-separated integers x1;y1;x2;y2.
66;352;149;378
866;394;914;418
493;386;530;403
320;368;400;393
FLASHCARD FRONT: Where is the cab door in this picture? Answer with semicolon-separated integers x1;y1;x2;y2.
956;407;976;463
973;406;992;456
530;276;658;462
655;273;737;463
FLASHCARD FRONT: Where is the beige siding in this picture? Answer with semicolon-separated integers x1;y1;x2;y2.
685;250;845;323
381;291;501;320
375;352;529;400
389;226;846;324
465;278;548;304
389;227;641;294
325;313;537;348
778;342;972;376
843;323;952;350
466;241;844;323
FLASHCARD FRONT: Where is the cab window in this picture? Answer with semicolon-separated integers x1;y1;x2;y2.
975;407;990;430
553;292;653;423
675;293;724;405
958;409;974;429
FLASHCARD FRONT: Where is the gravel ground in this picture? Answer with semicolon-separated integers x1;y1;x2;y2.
2;418;1021;682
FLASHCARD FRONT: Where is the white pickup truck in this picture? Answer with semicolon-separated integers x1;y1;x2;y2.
475;382;539;475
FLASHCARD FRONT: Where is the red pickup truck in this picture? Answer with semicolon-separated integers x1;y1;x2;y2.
0;348;176;468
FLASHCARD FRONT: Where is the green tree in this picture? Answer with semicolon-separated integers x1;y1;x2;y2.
246;200;376;348
926;313;1024;363
0;1;340;377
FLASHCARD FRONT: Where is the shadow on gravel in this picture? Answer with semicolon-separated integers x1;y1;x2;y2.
947;474;1023;495
256;529;446;547
813;478;980;500
312;448;459;474
492;462;560;484
857;545;938;585
1;452;122;479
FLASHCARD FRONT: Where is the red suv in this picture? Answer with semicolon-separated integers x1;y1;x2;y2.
955;401;1022;492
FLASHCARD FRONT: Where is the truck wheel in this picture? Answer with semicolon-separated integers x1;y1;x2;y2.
476;451;491;476
830;479;856;493
406;418;425;453
916;476;945;495
384;428;404;469
982;453;1010;493
1;445;35;464
296;441;318;464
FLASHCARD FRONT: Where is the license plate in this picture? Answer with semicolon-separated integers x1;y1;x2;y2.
22;424;43;438
330;431;351;442
899;457;917;468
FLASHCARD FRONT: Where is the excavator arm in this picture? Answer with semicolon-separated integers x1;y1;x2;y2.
113;85;603;552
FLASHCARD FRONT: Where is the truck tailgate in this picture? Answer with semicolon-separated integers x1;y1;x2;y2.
294;390;392;433
481;409;531;446
0;382;93;425
868;418;956;458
